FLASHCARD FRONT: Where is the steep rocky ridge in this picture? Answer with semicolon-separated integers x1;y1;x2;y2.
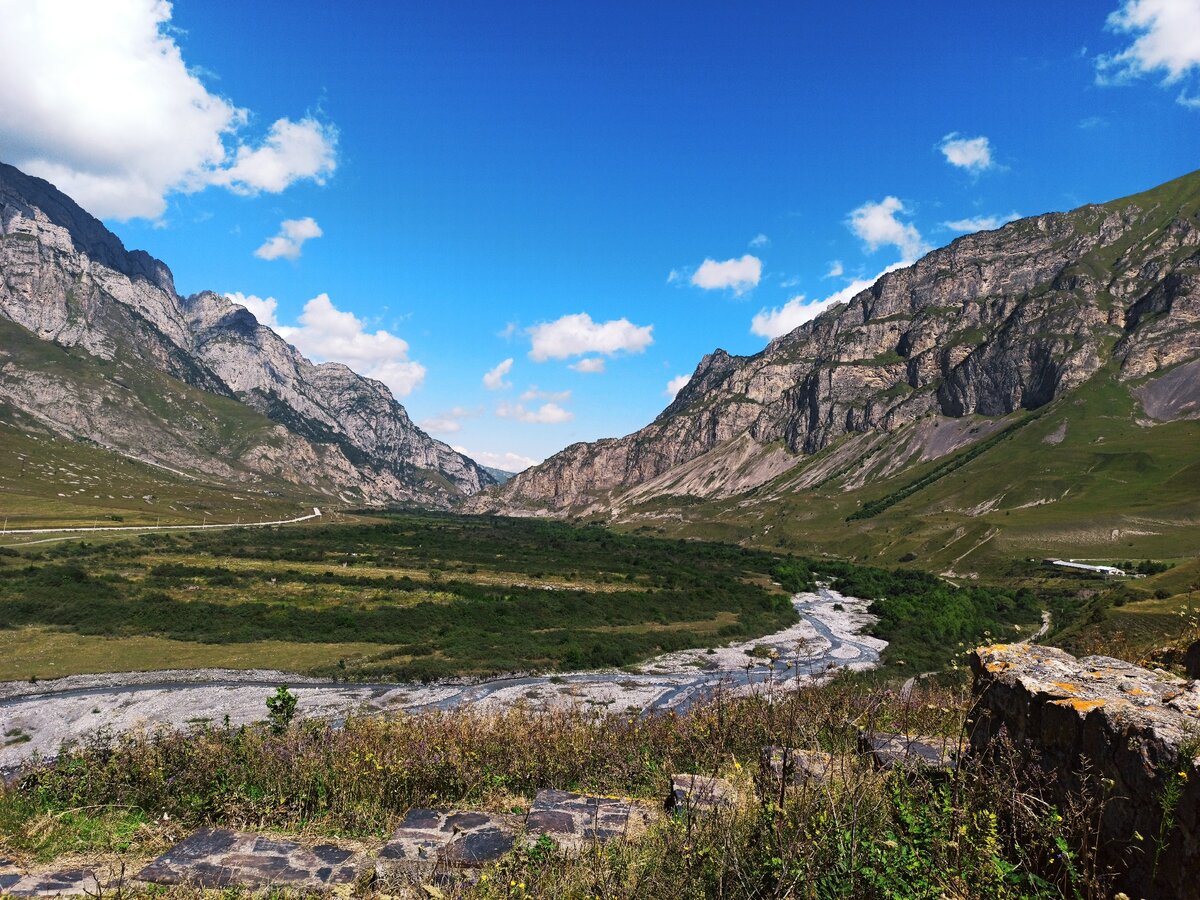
478;170;1200;518
0;161;492;506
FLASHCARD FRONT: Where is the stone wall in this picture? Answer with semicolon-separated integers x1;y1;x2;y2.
970;643;1200;899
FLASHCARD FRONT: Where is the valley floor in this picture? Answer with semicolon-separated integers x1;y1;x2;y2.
0;587;882;774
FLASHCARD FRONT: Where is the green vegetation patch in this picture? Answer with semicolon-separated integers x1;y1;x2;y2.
0;514;798;681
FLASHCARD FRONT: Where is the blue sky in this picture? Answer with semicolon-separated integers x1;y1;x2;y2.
1;1;1198;471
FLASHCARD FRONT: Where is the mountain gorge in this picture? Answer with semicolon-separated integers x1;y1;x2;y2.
0;162;493;509
476;172;1200;573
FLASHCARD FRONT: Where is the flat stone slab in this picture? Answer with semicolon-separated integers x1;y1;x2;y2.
761;747;835;788
665;774;735;813
136;827;359;889
526;789;655;852
0;867;104;897
859;731;961;773
377;808;516;880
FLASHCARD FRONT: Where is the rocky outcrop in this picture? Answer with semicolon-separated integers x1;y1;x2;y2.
479;170;1200;515
0;161;492;505
970;643;1200;899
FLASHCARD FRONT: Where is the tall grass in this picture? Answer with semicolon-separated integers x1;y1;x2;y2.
0;677;1114;897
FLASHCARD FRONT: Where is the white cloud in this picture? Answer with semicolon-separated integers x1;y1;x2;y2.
938;133;994;172
750;267;903;340
527;313;653;361
420;406;478;435
496;401;574;424
824;260;844;279
667;268;686;284
244;293;425;397
1098;0;1200;103
520;387;572;403
209;117;337;195
849;197;928;262
483;358;514;390
0;1;336;220
690;254;763;295
226;291;282;330
749;233;770;248
254;217;323;261
943;212;1021;233
452;446;541;473
665;374;692;398
570;357;606;373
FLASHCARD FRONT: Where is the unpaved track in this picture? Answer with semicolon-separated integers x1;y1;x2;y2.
0;587;885;774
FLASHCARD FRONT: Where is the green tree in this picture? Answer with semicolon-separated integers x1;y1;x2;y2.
266;684;298;735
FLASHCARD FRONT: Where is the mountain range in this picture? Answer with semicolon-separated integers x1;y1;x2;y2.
475;171;1200;575
2;160;1198;572
0;162;493;511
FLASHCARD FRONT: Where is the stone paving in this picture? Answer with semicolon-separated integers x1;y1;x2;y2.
525;788;656;853
0;740;975;894
760;746;835;789
376;808;517;881
665;774;736;814
0;866;105;898
859;731;962;774
136;827;361;890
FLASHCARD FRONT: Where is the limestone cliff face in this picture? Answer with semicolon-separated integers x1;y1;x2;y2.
0;162;492;505
480;171;1200;514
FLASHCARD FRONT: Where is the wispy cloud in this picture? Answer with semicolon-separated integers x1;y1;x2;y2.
483;358;514;390
254;217;323;261
1097;0;1200;107
496;401;574;424
942;212;1021;233
569;357;606;374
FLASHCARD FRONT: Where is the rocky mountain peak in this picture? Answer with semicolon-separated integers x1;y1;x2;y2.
0;160;493;506
478;169;1200;516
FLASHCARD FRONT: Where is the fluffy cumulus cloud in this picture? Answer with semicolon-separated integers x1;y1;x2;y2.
0;0;337;219
226;291;282;330
1098;0;1200;105
665;374;692;398
527;313;653;362
938;133;994;172
226;291;425;397
750;265;906;341
453;446;541;473
255;217;323;261
690;254;763;295
849;197;928;262
943;212;1021;233
208;118;337;195
569;357;606;374
482;358;514;390
824;260;844;279
419;406;479;435
496;401;574;424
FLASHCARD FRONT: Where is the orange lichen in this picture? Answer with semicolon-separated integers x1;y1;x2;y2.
1052;682;1081;695
1051;698;1106;712
1123;687;1151;697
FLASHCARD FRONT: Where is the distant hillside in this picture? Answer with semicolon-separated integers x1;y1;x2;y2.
476;171;1200;576
483;466;518;485
0;162;495;516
